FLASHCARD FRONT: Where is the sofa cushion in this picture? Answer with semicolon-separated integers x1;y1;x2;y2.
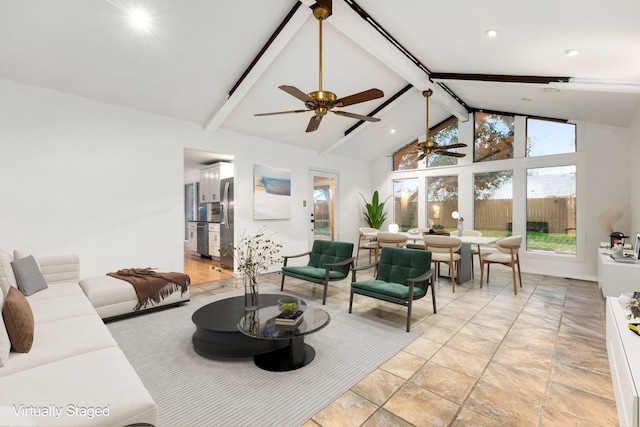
0;348;158;426
0;250;16;297
11;255;48;296
0;287;9;367
0;314;118;377
3;287;34;353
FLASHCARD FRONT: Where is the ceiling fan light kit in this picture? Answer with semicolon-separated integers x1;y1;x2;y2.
415;89;467;160
254;0;384;132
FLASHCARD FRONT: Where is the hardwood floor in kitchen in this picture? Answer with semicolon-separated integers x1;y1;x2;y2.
183;244;234;285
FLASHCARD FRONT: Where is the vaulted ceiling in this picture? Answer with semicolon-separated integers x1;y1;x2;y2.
2;0;639;163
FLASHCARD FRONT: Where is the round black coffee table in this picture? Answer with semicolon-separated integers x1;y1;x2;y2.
237;304;330;371
192;294;297;357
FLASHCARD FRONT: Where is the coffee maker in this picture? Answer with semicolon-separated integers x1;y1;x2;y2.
610;231;629;248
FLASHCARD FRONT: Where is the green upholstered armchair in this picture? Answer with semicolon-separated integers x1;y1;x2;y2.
280;240;355;305
349;247;435;332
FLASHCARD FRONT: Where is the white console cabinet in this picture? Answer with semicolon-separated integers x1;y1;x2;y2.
598;250;640;297
607;297;640;426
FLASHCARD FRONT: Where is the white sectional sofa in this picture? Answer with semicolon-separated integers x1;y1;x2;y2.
80;274;190;320
0;254;157;427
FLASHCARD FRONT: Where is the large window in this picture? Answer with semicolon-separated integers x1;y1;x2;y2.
474;112;515;162
474;170;513;238
427;175;458;232
393;178;418;231
526;166;576;254
527;118;576;157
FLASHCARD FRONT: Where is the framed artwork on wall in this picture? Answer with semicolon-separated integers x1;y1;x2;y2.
253;165;291;220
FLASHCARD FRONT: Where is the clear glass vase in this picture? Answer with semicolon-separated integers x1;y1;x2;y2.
243;272;260;311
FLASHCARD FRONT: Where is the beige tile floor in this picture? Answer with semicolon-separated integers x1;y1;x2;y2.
187;257;619;427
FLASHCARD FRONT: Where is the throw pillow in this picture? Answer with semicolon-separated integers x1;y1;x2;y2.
11;255;48;296
3;287;34;353
13;248;41;270
0;251;17;297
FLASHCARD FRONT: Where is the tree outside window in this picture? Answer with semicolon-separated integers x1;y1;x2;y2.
393;140;419;170
474;170;513;237
392;117;460;170
527;119;576;157
474;112;514;162
426;119;459;168
427;175;458;232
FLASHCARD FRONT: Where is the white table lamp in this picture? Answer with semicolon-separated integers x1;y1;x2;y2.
388;223;399;233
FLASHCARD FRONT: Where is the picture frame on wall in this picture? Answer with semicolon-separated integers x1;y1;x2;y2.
253;165;291;220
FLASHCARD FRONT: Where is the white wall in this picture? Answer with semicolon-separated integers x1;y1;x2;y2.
630;111;640;236
371;115;633;281
0;79;371;277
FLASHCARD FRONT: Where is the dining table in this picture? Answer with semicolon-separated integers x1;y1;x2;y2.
404;232;499;284
363;231;497;284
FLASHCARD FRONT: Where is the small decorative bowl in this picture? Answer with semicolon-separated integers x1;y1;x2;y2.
277;296;300;313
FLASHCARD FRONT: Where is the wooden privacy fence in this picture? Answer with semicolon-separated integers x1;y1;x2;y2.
475;197;575;234
385;197;575;234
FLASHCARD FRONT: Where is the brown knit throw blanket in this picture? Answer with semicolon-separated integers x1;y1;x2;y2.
107;268;190;311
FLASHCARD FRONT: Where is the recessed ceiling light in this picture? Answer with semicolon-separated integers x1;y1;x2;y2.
484;29;500;38
390;128;396;134
564;49;581;57
129;7;151;32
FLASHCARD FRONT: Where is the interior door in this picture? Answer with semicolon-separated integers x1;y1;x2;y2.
309;170;337;246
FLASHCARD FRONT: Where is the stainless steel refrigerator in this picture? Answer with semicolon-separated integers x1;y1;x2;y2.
220;178;234;269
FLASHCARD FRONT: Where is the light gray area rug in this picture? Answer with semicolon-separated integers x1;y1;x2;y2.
107;284;420;427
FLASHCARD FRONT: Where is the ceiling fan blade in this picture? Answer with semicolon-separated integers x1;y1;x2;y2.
439;143;468;149
279;85;314;103
416;153;427;161
306;115;323;132
332;110;381;122
433;150;466;158
254;109;310;117
335;88;384;107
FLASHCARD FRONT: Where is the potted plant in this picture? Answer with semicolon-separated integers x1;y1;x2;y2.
221;227;283;311
359;190;390;229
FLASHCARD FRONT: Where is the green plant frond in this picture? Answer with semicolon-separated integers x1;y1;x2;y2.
359;190;390;229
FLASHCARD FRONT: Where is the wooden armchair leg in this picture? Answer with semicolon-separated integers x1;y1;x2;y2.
406;299;413;332
430;280;437;313
280;273;286;291
322;281;328;305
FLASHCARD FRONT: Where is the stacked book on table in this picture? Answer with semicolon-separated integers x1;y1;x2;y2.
275;310;304;327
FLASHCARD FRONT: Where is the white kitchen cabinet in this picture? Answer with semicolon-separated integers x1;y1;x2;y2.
187;222;198;252
209;223;220;259
607;296;640;426
199;162;233;203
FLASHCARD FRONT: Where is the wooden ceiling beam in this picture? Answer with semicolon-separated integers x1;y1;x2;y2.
430;73;571;84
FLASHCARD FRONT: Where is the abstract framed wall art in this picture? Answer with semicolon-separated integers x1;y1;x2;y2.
253;165;291;220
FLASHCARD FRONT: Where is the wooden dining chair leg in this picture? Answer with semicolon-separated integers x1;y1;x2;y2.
450;261;456;292
517;256;523;288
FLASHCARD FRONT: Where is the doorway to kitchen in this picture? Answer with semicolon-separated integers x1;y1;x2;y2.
183;148;235;285
310;170;338;246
